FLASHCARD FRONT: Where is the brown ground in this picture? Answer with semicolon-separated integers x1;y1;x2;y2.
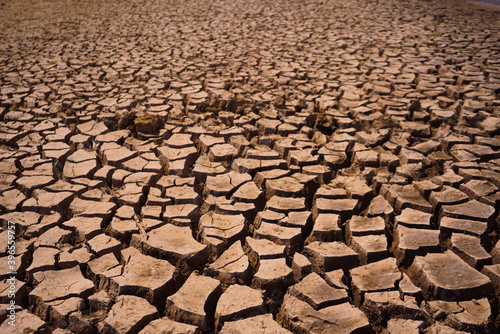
1;0;500;333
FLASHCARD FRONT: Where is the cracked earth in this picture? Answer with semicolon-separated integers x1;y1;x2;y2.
1;0;500;333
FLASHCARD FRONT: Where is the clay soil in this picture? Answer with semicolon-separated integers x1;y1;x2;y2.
1;0;500;333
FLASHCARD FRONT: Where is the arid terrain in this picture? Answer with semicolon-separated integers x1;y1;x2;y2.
1;0;500;333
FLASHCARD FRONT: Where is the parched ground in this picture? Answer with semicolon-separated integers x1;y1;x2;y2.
1;0;500;333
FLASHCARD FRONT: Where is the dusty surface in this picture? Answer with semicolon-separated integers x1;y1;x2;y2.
1;0;500;333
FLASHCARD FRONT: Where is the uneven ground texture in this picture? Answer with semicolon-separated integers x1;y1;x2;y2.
1;0;500;333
